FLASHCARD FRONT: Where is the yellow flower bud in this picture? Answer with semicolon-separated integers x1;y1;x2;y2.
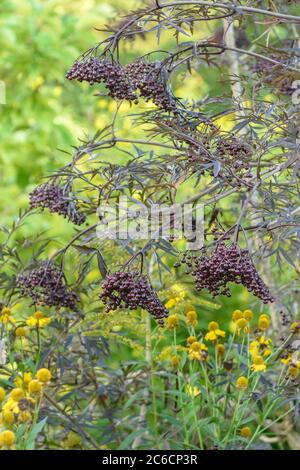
10;388;24;401
0;386;5;401
28;379;42;394
236;376;249;390
36;368;52;383
0;430;15;448
240;426;252;438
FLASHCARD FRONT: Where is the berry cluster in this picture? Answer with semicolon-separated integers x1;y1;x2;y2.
66;56;176;111
29;182;86;226
100;271;168;324
17;262;79;309
66;57;137;101
125;59;177;112
182;242;274;303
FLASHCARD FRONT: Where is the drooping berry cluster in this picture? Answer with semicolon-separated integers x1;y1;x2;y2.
66;57;138;101
125;59;177;112
100;271;168;324
66;56;176;111
17;262;79;309
29;182;86;226
182;242;274;303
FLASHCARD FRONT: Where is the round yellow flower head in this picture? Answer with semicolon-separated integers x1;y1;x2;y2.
217;344;225;356
251;355;266;372
171;355;180;369
187;336;197;345
0;430;15;448
258;314;270;330
208;321;219;331
0;386;5;401
36;368;52;383
15;326;27;337
10;387;24;402
232;310;243;321
243;309;253;321
18;410;32;423
166;314;179;329
290;321;300;334
240;426;252;438
28;379;42;394
190;341;205;352
186;310;197;327
236;376;249;390
2;409;15;425
236;318;248;330
34;311;44;320
1;307;11;316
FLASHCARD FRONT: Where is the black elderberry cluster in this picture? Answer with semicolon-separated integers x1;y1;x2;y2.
29;182;86;226
125;59;177;112
66;56;176;112
100;271;168;324
181;242;274;303
17;262;79;309
66;57;137;101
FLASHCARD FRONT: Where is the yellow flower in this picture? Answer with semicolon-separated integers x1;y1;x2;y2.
166;314;179;329
251;355;266;372
15;326;27;337
2;409;15;425
14;372;32;390
236;376;249;390
232;310;243;321
0;386;5;401
165;298;177;309
287;364;300;379
236;317;248;331
0;430;15;449
240;426;252;438
258;336;272;357
2;398;20;414
188;342;208;361
0;307;15;325
10;387;24;401
258;314;270;331
28;379;42;394
186;384;201;397
205;321;226;341
281;354;292;365
243;309;253;321
186;310;198;327
249;340;259;357
187;336;197;345
290;321;300;334
26;311;52;328
171;355;180;369
217;344;225;356
18;410;32;423
36;368;52;383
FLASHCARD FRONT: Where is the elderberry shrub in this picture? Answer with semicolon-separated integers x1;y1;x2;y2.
100;271;168;324
17;262;79;309
29;182;86;226
182;242;274;303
